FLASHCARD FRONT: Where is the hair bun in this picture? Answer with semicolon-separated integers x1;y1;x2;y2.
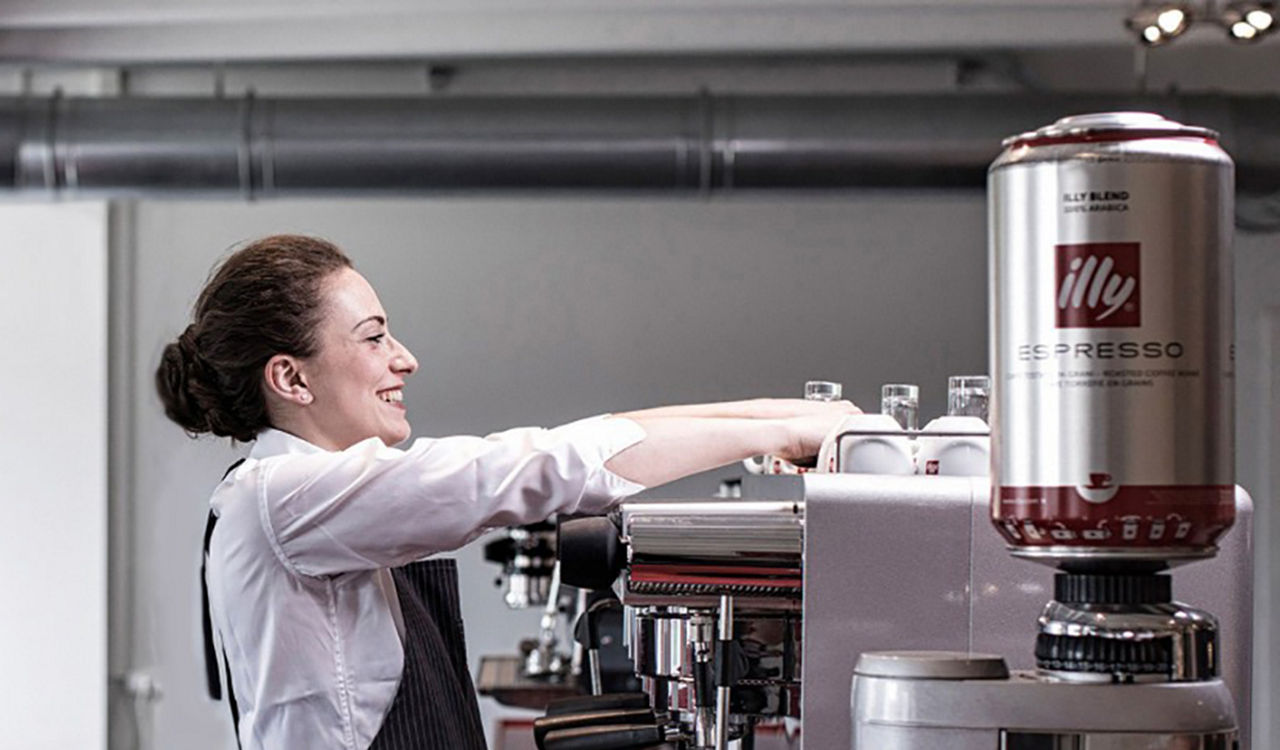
156;327;213;435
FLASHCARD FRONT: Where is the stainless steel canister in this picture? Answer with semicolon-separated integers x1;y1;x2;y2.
989;112;1235;569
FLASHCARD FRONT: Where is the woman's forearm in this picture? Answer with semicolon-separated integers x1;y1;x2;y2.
603;416;794;487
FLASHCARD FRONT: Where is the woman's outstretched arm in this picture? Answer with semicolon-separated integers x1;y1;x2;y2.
605;402;858;487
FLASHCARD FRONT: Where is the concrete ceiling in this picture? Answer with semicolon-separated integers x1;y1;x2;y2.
0;0;1244;63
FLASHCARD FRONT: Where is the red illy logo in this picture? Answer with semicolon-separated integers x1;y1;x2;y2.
1055;243;1140;328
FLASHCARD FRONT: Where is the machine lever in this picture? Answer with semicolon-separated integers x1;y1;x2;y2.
541;723;665;750
533;707;657;749
572;597;621;695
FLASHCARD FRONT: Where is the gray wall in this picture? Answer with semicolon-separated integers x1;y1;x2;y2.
113;195;1278;749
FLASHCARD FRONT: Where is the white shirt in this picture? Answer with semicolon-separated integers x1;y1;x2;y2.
205;415;647;750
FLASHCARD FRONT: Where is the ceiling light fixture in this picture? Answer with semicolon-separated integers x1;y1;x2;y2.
1127;2;1195;46
1247;7;1275;27
1125;1;1277;45
1222;1;1278;41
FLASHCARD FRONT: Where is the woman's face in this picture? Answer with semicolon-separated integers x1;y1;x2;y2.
301;267;419;450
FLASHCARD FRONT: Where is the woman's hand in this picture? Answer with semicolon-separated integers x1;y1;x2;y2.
774;408;860;463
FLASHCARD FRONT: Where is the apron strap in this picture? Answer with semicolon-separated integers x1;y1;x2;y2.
201;511;222;700
202;458;246;746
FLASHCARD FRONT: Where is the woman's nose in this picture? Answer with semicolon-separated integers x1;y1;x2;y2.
390;336;418;374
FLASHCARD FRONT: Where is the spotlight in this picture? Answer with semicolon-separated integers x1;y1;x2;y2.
1246;8;1274;29
1126;2;1194;45
1222;1;1277;41
1231;19;1260;37
1157;7;1189;33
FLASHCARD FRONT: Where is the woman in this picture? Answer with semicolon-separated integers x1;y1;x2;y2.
156;234;855;750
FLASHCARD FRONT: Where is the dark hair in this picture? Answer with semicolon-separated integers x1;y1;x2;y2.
155;234;353;442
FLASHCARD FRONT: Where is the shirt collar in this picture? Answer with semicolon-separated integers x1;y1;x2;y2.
250;427;328;459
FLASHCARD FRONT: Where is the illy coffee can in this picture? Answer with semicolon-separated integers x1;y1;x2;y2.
989;112;1235;570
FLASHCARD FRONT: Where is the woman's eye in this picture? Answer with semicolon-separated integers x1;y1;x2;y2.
367;334;386;345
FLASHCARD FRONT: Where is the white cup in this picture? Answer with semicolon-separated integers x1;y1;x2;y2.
916;415;990;477
818;413;915;475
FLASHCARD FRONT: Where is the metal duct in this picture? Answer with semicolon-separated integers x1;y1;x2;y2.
3;93;1279;204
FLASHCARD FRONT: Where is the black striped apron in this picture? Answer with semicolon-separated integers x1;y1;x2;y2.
369;559;488;750
203;462;488;749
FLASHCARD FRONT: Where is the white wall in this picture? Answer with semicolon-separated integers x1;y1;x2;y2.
0;202;108;750
114;195;1280;750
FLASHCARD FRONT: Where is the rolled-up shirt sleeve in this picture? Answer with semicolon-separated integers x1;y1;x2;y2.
257;415;647;577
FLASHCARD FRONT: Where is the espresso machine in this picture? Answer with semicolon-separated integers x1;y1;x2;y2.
549;464;1253;750
549;408;1252;748
852;113;1248;748
555;498;805;749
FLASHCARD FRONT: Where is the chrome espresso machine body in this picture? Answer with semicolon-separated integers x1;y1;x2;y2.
557;457;1252;749
616;498;804;748
601;474;1252;750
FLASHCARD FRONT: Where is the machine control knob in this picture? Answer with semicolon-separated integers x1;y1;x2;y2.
1037;573;1198;677
1035;632;1174;676
557;516;625;591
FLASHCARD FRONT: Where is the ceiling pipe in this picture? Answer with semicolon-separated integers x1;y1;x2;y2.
2;93;1278;209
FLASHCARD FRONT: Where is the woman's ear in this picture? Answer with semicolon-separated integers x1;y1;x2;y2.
264;354;312;405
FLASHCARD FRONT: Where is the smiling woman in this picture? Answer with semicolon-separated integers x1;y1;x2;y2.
155;234;857;750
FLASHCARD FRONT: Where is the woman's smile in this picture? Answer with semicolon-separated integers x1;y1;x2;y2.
296;267;420;449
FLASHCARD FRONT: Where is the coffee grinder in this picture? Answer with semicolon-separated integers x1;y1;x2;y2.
853;113;1246;748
